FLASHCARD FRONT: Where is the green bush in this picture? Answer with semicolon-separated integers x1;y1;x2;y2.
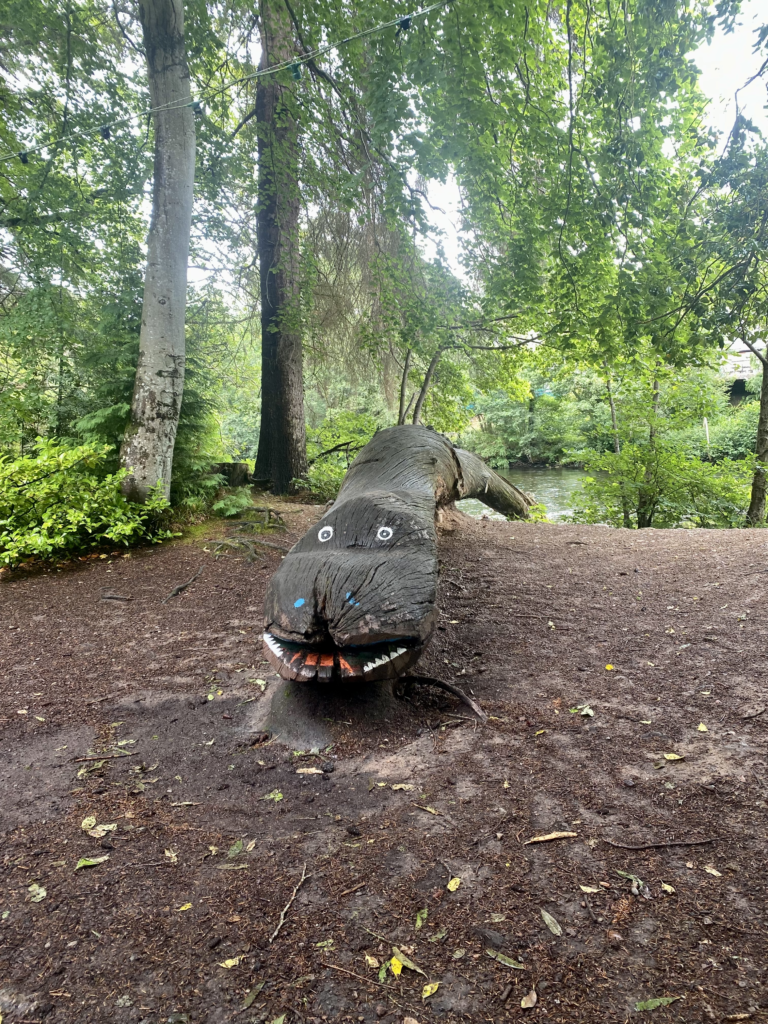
569;443;754;529
0;438;173;568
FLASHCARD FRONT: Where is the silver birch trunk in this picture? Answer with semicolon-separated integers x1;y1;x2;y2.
120;0;195;502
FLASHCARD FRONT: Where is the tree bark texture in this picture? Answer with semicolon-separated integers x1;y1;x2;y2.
748;352;768;524
397;350;412;425
263;424;533;684
119;0;195;503
253;1;307;493
412;348;443;425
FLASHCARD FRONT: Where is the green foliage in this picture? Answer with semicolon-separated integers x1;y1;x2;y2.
570;444;754;529
0;439;172;568
295;410;380;500
210;487;255;518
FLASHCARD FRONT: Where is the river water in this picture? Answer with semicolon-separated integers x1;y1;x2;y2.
456;467;587;522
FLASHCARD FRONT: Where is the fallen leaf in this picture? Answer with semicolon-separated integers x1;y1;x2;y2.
81;816;97;831
415;907;428;930
315;939;334;950
521;989;538;1009
535;729;546;736
177;903;192;911
580;885;600;893
392;947;426;976
227;840;243;859
404;1019;419;1024
268;1015;285;1024
525;831;578;844
414;804;440;815
296;767;323;775
486;949;525;969
541;909;563;936
489;913;506;922
661;882;676;894
263;789;283;802
640;719;652;725
452;948;466;959
218;957;243;969
697;723;708;732
27;883;46;903
87;823;117;839
635;996;681;1011
704;865;722;877
605;664;614;670
392;783;414;791
616;869;644;888
664;753;684;761
164;848;178;864
428;926;448;943
75;855;109;870
241;982;265;1010
422;982;440;1000
447;877;461;892
365;954;379;969
246;839;256;852
390;956;403;977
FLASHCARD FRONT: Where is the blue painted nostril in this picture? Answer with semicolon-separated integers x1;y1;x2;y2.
294;598;305;608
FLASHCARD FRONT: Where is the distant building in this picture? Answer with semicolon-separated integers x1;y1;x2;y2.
722;349;758;379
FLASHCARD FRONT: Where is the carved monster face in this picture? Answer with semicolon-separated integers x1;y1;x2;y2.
263;491;438;681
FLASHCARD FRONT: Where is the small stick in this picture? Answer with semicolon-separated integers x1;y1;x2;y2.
162;566;203;603
269;863;308;943
326;963;399;994
402;675;488;722
602;836;717;851
339;881;366;897
72;751;140;763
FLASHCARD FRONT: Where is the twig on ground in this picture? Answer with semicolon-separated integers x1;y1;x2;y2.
100;589;133;601
326;963;399;994
602;836;717;850
72;751;140;763
401;675;488;722
269;863;308;943
161;566;203;603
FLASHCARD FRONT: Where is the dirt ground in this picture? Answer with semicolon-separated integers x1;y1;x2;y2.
1;507;767;1024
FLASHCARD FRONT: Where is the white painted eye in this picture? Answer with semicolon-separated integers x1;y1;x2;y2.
318;525;334;543
376;526;393;541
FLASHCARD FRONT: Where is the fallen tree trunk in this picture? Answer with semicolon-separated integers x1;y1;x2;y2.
263;424;532;684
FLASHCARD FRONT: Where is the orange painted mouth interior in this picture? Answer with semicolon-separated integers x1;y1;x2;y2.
263;631;418;682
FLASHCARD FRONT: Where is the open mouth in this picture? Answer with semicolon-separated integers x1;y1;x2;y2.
263;632;421;682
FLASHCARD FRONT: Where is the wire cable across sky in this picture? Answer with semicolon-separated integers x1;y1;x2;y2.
0;0;456;166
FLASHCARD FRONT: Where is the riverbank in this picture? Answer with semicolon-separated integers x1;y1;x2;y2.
1;509;765;1023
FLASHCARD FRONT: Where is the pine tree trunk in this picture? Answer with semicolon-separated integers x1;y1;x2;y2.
747;353;768;524
253;1;307;493
120;0;195;503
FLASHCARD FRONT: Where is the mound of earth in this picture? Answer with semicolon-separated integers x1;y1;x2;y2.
0;507;766;1024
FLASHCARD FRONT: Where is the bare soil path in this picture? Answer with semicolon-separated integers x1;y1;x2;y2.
1;510;766;1024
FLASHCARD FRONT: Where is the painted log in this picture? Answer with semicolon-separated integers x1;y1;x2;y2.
263;424;532;682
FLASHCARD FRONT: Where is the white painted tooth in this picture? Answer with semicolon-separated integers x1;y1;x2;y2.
395;647;406;656
363;662;375;673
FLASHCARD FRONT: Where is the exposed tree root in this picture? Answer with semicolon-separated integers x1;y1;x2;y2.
399;674;488;722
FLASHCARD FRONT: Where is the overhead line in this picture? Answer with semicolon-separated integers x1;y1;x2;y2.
0;0;456;166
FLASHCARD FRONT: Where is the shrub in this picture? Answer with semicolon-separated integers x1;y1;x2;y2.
569;443;754;529
0;438;173;568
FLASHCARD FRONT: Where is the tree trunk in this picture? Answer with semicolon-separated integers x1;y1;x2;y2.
747;350;768;524
397;350;412;424
605;369;631;528
412;348;442;425
119;0;195;503
253;1;307;493
636;377;660;529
